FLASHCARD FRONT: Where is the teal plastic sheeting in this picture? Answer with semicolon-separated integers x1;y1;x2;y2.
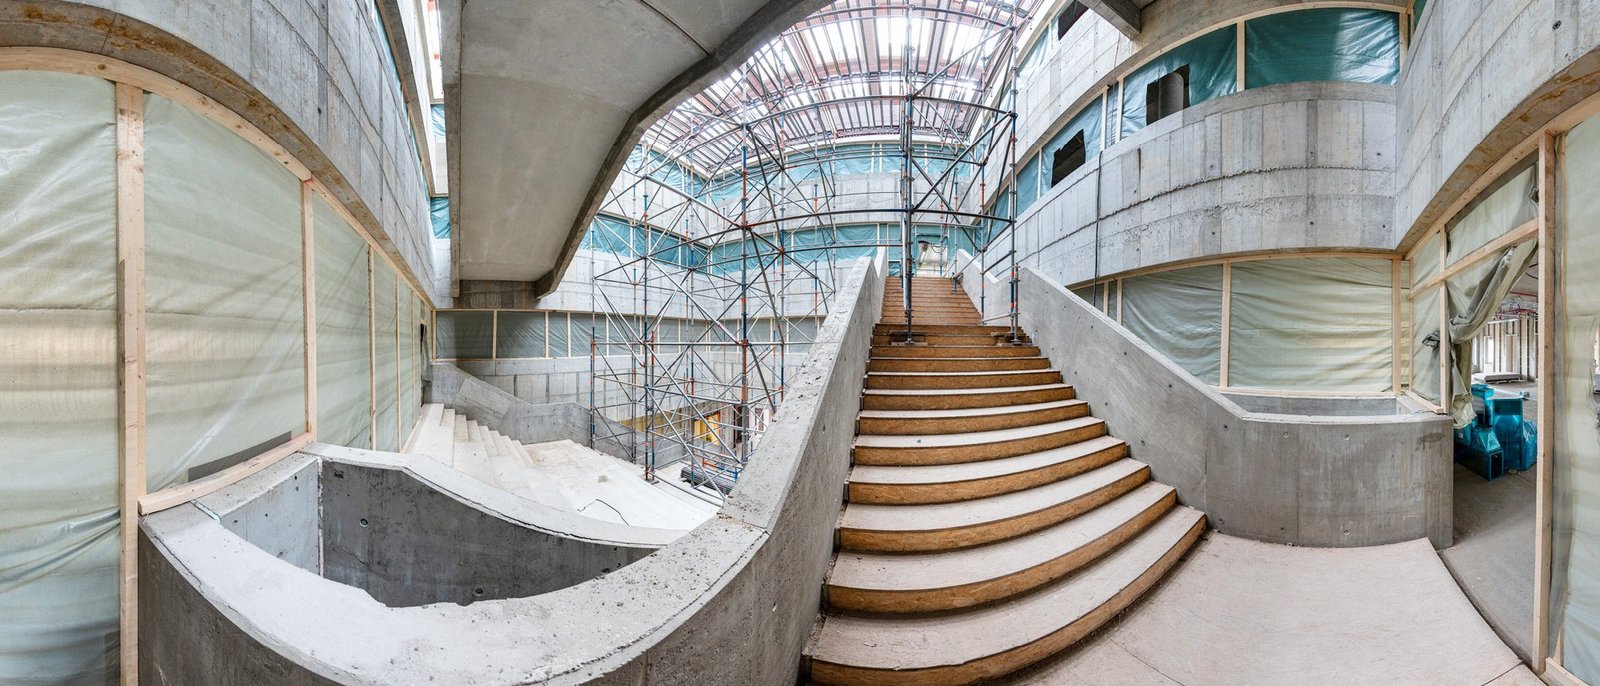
313;195;373;448
430;196;449;239
145;93;306;488
1245;8;1401;89
1041;97;1104;189
1121;265;1224;385
1412;0;1428;33
431;103;445;136
1017;153;1041;213
1120;26;1237;138
0;70;119;685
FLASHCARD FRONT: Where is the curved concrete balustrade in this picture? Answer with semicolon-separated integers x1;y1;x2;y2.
962;265;1452;549
1012;82;1396;287
139;258;881;684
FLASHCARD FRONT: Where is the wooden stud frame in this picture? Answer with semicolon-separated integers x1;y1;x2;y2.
1220;262;1233;388
1535;130;1557;674
114;81;146;686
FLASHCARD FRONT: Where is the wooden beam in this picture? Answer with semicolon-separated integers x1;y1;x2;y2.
1235;22;1246;91
114;81;147;686
1220;261;1232;388
1391;258;1402;393
137;434;316;515
302;182;317;435
1534;130;1557;674
1413;219;1539;293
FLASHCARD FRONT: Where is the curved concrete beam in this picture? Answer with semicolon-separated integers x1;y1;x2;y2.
441;0;830;297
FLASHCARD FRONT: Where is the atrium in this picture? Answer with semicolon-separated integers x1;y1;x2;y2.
0;0;1591;684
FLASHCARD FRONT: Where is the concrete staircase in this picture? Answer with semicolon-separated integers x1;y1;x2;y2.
406;404;717;529
805;276;1207;685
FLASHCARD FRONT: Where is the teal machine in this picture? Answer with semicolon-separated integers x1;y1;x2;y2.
1455;383;1537;480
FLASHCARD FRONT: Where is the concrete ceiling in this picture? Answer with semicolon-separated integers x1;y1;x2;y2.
441;0;827;294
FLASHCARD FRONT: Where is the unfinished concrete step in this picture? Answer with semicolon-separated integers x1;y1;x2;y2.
406;405;457;463
866;356;1051;374
854;416;1106;466
848;435;1127;505
861;383;1075;411
837;458;1148;552
808;506;1205;685
864;368;1063;391
869;344;1040;359
827;482;1177;613
857;398;1088;436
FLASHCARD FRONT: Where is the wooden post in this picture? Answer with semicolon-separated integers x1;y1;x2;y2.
1392;258;1403;393
1220;261;1233;388
1534;129;1557;673
115;81;147;686
394;278;403;448
301;182;317;435
491;309;499;360
1439;228;1450;412
1235;22;1246;92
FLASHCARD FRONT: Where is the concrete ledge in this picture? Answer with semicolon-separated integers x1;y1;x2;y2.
139;257;882;684
962;262;1452;548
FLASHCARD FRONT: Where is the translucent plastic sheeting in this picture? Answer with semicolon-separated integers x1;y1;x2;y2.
1121;266;1224;385
430;196;449;239
1411;285;1442;402
1017;154;1041;214
431;103;445;136
1447;163;1537;265
313;195;373;448
1042;97;1105;188
373;263;399;451
437;310;493;359
144;94;305;489
1552;115;1600;681
571;315;596;356
548;312;570;357
1120;26;1237;138
0;71;118;685
1229;257;1393;392
400;291;420;444
496;311;547;358
1446;241;1537;426
1244;8;1401;89
1412;230;1442;287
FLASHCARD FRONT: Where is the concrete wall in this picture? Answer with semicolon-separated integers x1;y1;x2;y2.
1008;82;1396;286
139;258;882;684
971;265;1453;548
1396;0;1600;248
0;0;442;304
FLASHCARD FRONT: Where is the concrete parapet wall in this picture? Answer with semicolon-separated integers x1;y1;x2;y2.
970;266;1452;548
138;258;882;684
1012;82;1396;286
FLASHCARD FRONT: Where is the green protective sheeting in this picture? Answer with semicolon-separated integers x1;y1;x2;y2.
430;196;449;239
1245;8;1401;89
144;93;306;488
437;310;494;359
1121;265;1224;385
1553;113;1600;684
0;70;119;685
314;195;373;449
496;311;547;358
1229;257;1394;392
1041;97;1104;191
431;103;445;136
1412;0;1428;33
373;264;399;451
1121;26;1237;138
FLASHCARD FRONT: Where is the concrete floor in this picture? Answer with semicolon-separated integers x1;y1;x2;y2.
1006;533;1538;685
1441;463;1537;662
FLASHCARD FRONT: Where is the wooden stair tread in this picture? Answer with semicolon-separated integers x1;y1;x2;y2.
849;435;1124;487
839;458;1145;534
811;507;1205;675
862;383;1071;398
828;482;1175;594
867;368;1060;379
854;416;1101;450
857;399;1082;422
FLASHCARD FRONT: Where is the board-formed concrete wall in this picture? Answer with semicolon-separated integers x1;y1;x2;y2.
1396;0;1600;248
0;0;441;304
1008;81;1395;286
966;264;1453;548
138;257;882;684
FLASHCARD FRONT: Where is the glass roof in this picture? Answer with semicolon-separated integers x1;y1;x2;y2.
644;0;1040;175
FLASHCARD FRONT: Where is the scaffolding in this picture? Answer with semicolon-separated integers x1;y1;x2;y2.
587;0;1035;499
